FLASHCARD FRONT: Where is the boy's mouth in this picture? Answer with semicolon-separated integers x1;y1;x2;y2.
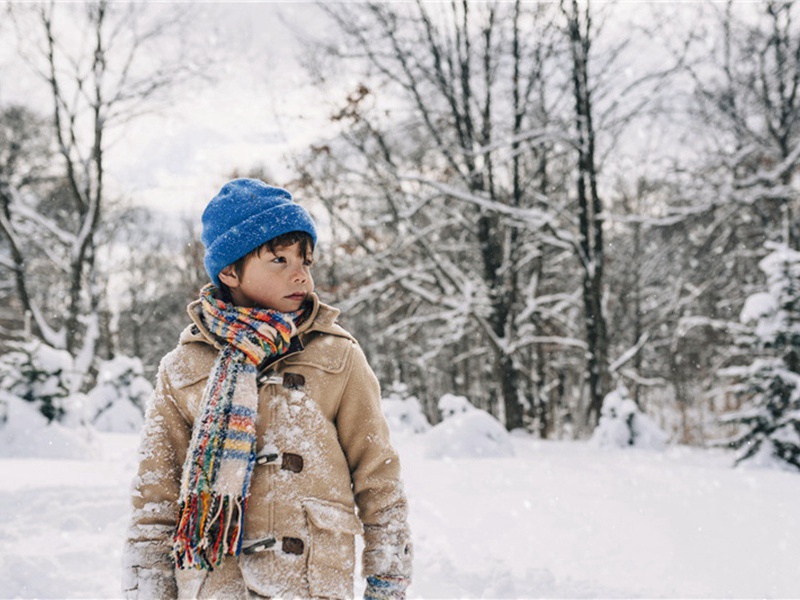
286;293;306;301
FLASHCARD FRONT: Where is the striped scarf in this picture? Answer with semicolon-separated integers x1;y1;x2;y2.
173;284;303;570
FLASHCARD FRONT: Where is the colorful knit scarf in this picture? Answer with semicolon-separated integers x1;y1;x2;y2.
173;284;303;570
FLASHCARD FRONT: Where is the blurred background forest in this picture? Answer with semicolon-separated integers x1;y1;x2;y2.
1;0;799;469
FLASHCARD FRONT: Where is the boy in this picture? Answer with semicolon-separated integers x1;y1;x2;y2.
123;179;412;599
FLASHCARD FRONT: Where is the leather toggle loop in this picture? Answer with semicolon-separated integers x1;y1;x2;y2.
282;537;304;555
282;373;305;390
281;453;304;473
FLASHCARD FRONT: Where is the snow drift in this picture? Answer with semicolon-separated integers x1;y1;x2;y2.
0;393;96;459
424;394;514;459
591;387;668;450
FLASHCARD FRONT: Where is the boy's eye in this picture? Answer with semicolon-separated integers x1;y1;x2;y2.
304;259;314;266
272;256;286;264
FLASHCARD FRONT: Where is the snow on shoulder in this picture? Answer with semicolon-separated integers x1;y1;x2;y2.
591;386;668;450
424;393;514;459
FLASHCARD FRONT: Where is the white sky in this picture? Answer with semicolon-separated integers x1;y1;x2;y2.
0;2;341;221
121;4;340;216
113;3;342;219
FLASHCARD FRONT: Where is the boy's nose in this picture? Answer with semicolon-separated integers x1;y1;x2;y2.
292;266;307;282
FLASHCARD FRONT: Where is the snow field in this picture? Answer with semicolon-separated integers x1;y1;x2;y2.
0;434;139;599
400;437;799;599
1;432;799;598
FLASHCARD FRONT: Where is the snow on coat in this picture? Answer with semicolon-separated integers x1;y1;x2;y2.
122;293;412;599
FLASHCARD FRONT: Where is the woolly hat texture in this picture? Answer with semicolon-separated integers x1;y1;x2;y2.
201;178;318;287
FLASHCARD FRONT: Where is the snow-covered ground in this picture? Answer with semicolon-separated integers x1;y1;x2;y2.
1;431;799;599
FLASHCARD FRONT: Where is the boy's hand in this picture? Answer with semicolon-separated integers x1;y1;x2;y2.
364;574;409;600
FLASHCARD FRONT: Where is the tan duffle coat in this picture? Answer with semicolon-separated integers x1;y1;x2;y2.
123;294;412;599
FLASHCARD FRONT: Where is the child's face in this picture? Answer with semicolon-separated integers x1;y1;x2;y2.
218;241;314;312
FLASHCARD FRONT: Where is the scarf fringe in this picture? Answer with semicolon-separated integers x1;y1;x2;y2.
173;492;246;570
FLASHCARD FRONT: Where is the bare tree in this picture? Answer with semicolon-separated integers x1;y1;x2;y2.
560;0;611;427
0;104;54;342
0;0;200;392
292;0;689;437
632;0;800;442
295;1;588;431
110;210;207;379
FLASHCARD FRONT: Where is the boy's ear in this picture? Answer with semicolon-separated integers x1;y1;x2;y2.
218;265;240;288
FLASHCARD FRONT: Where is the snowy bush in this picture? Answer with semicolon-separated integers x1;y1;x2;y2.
0;341;75;423
424;394;514;459
0;342;150;434
721;245;800;471
592;387;668;450
0;392;96;459
84;356;150;432
382;383;430;436
721;362;800;471
438;393;474;419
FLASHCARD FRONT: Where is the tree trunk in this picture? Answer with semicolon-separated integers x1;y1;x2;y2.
563;0;611;429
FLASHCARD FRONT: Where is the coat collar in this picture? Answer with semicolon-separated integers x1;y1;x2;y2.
180;291;352;349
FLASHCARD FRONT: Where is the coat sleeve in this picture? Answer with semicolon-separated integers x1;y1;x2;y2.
122;359;191;599
334;342;413;582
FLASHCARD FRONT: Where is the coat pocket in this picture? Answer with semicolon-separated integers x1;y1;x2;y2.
303;498;364;599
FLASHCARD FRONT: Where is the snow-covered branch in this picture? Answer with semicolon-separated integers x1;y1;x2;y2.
11;201;76;246
609;332;649;373
676;316;750;338
401;175;551;228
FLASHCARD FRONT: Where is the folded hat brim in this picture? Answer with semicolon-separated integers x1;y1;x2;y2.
204;202;318;287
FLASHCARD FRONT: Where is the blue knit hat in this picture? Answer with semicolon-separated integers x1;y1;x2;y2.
201;178;318;286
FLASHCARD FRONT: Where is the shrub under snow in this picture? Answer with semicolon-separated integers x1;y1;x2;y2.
438;393;474;418
0;343;151;455
0;341;75;423
382;384;431;436
424;394;514;459
721;244;800;471
592;387;668;450
85;356;150;432
0;392;96;459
